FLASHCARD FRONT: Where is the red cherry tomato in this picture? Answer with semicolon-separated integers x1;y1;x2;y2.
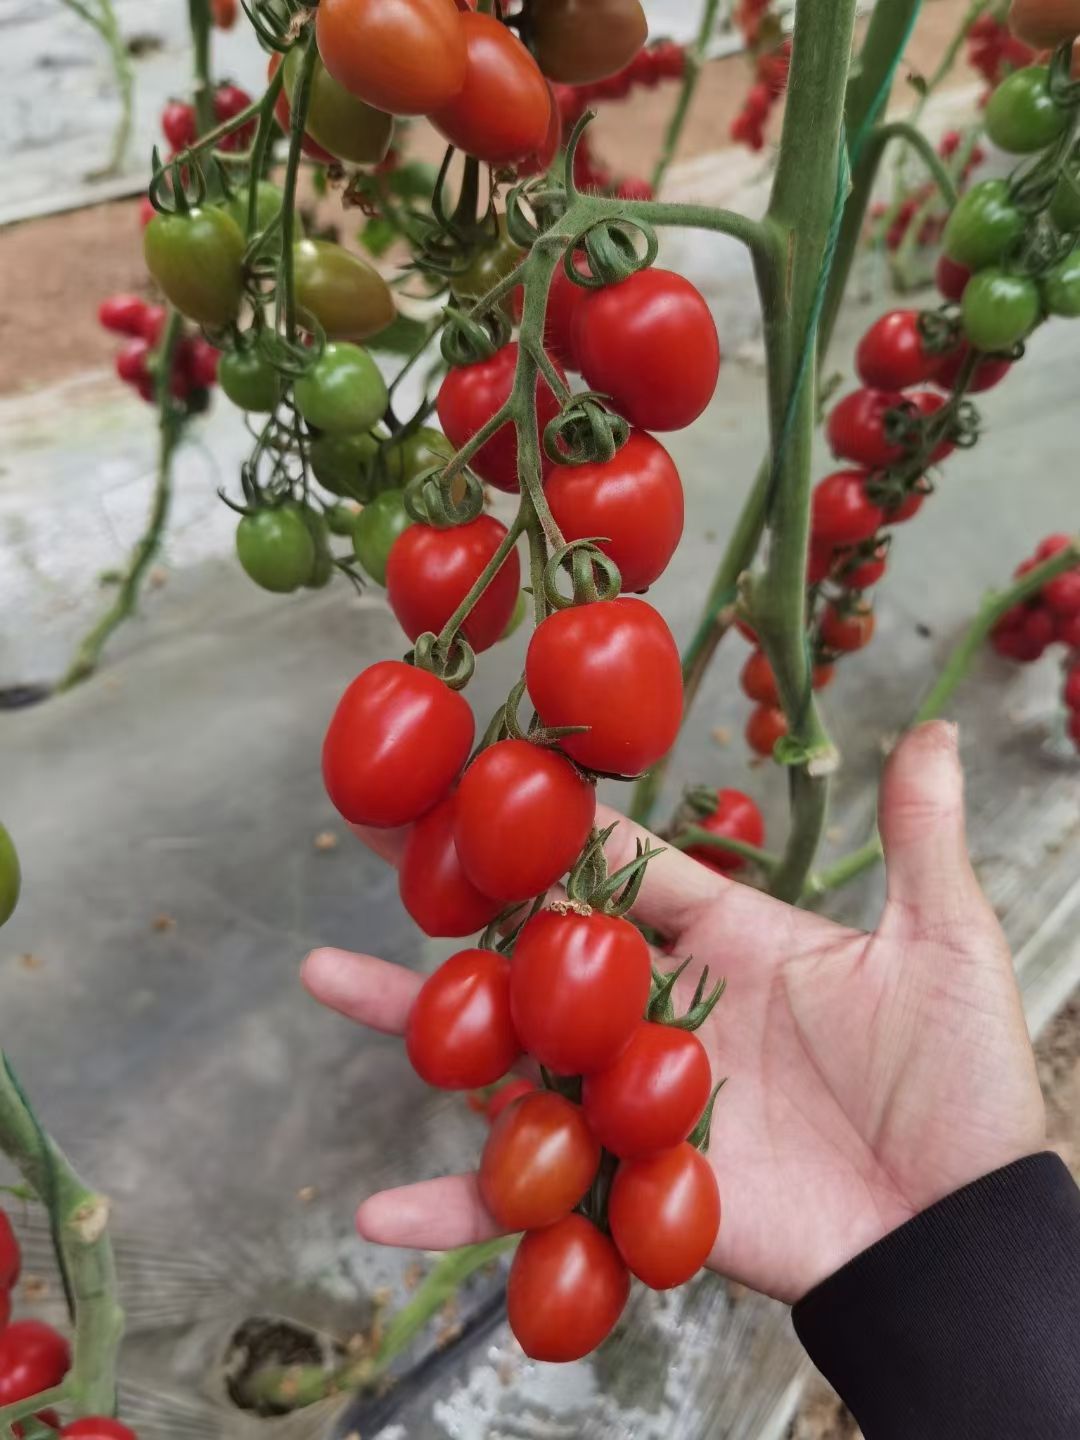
479;1090;600;1229
526;597;682;775
322;660;474;827
436;343;565;492
856;310;942;389
1045;570;1080;616
574;268;720;431
213;82;255;151
811;471;884;549
935;341;1012;393
61;1421;138;1440
991;604;1055;661
161;100;196;150
507;1213;629;1361
835;545;888;590
316;0;468;116
825;388;907;469
888;484;927;523
0;1208;20;1289
684;786;765;873
115;338;150;386
541;255;590;369
908;390;955;463
821;603;876;652
1056;611;1080;650
385;515;520;654
453;739;595;903
608;1142;720;1289
582;1023;711;1157
138;303;167;344
98;294;149;337
1063;666;1080;711
406;948;519;1088
399;794;502;938
510;908;650;1074
0;1322;71;1406
936;253;971;302
516;81;562;177
431;12;551;164
545;430;684;593
746;703;787;756
484;1076;535;1122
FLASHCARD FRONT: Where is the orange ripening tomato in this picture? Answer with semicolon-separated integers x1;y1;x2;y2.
316;0;468;116
431;12;552;164
211;0;237;27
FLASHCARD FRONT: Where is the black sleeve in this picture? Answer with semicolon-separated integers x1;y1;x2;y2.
792;1152;1080;1439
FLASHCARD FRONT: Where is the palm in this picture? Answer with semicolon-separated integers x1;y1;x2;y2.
302;723;1045;1305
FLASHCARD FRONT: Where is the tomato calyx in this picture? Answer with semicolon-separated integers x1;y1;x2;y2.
542;390;629;467
564;823;663;916
566;205;658;289
647;952;727;1033
865;471;933;517
543;538;623;608
402;462;486;529
410;630;476;691
441;303;512;367
686;1076;727;1152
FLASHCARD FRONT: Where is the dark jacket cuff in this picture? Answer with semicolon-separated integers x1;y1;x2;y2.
792;1152;1080;1439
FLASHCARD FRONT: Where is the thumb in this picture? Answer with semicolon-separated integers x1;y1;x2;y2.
878;720;981;917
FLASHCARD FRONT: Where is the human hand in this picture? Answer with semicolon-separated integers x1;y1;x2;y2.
302;721;1046;1304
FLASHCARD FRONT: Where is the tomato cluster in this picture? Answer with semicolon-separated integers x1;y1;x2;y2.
990;535;1080;746
967;13;1036;98
98;293;218;411
870;131;986;256
405;903;721;1362
160;83;255;156
730;40;791;151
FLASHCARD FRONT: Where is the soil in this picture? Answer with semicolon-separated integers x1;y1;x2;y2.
787;985;1080;1440
0;0;973;396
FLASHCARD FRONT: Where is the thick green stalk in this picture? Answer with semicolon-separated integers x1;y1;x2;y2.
650;0;725;194
668;827;779;872
57;313;185;692
803;538;1080;900
279;29;319;342
189;0;214;138
0;1056;123;1427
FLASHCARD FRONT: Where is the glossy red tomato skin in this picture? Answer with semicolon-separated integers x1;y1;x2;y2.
431;13;551;164
936;254;971;303
479;1091;600;1229
453;740;595;903
545;431;684;593
909;390;955;463
0;1208;21;1289
810;471;884;549
526;597;682;775
60;1420;138;1440
400;795;502;938
746;704;788;756
821;604;876;653
507;1214;629;1362
511;908;650;1074
322;660;474;827
825;388;907;469
583;1023;711;1157
685;786;765;873
542;257;589;369
836;546;887;590
437;343;564;492
316;0;467;115
406;948;519;1088
516;80;562;177
98;294;149;336
485;1076;535;1122
935;342;1013;393
162;100;196;150
608;1142;720;1289
574;269;720;431
0;1322;71;1405
1063;666;1080;711
385;515;520;653
856;310;941;390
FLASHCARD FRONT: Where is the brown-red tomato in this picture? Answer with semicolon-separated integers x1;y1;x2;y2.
478;1090;600;1230
430;12;552;164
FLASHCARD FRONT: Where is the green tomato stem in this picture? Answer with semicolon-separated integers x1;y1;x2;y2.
189;0;215;139
668;827;780;872
278;29;319;344
650;0;724;195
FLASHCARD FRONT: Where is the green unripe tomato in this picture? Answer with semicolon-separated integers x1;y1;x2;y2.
283;47;394;165
985;66;1068;155
943;180;1028;271
450;216;525;313
325;501;360;536
0;823;21;928
310;431;380;500
382;426;456;486
236;505;317;593
961;268;1041;351
293;239;396;341
218;348;281;413
1050;172;1080;232
301;507;335;589
222;181;299;245
352;489;411;586
1041;247;1080;316
294;342;388;435
143;206;245;327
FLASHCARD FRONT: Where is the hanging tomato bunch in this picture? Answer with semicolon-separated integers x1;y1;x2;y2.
98;293;218;409
968;12;1037;100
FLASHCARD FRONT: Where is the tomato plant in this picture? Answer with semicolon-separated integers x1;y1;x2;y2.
583;1023;711;1157
608;1143;721;1289
399;795;502;938
507;1214;629;1362
406;948;519;1088
437;343;564;492
545;431;684;592
526;598;683;775
478;1090;600;1229
453;739;595;902
385;515;520;653
510;908;650;1074
574;269;721;431
322;660;474;827
316;0;468;115
431;12;551;165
